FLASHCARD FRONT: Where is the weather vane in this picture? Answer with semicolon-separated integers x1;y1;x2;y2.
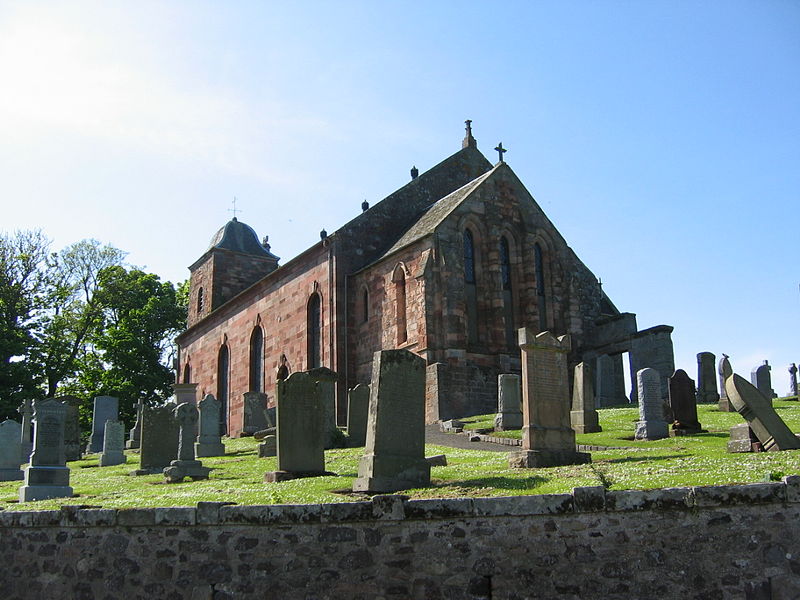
228;197;242;219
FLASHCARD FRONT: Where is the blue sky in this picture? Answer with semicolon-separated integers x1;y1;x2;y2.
1;1;798;394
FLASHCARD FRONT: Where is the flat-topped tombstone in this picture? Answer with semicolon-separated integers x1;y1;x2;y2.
346;383;370;447
195;394;225;458
55;395;83;462
494;374;523;431
19;399;73;502
353;349;430;493
508;330;590;468
789;363;798;398
696;352;719;404
635;368;669;440
164;402;210;483
718;354;733;412
17;399;33;463
99;420;126;467
308;367;339;449
87;396;118;453
0;420;24;481
242;391;270;436
135;405;179;475
669;369;704;434
727;423;760;453
173;383;198;406
751;361;776;401
570;362;601;434
726;373;800;451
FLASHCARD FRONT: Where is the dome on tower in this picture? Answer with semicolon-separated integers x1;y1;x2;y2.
207;217;278;259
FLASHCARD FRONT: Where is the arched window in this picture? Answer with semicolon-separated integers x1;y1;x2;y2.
534;242;547;331
362;286;369;323
217;345;229;435
308;294;322;368
500;237;515;347
182;363;191;384
249;326;264;392
197;287;204;315
463;229;478;344
392;266;407;345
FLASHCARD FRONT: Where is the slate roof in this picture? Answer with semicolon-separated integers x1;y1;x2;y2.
208;217;279;259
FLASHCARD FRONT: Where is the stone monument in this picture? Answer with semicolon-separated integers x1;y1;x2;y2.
0;420;24;481
751;361;776;401
99;420;126;467
242;391;270;436
668;369;704;434
308;367;340;449
353;349;431;492
173;382;198;406
508;330;590;468
135;405;179;475
17;399;33;463
726;373;800;451
494;374;523;431
126;398;144;449
19;399;73;502
87;395;119;453
346;383;370;447
727;423;760;453
634;368;669;440
56;395;83;462
718;354;733;412
195;394;226;457
789;363;798;398
163;402;211;483
257;435;277;458
570;362;601;434
696;352;719;404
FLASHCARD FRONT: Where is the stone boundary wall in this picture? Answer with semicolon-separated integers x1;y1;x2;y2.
3;478;800;598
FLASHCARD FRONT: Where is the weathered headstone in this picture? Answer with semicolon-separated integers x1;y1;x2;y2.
668;369;704;434
17;399;33;463
751;361;776;401
195;394;225;457
696;352;719;404
242;391;270;436
570;362;601;434
789;363;798;398
494;374;523;431
718;354;733;411
353;349;431;492
87;396;119;453
257;435;276;457
0;420;24;481
173;383;198;406
19;399;73;502
308;367;340;449
508;330;590;468
164;402;210;483
135;405;179;475
99;420;126;467
727;423;760;453
726;373;800;451
634;368;669;440
346;383;370;447
127;398;144;449
55;395;83;462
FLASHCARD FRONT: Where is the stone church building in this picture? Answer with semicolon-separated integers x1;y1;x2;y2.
175;124;675;436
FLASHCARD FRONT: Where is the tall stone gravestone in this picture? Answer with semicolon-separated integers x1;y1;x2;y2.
164;402;210;483
726;373;800;452
751;361;776;401
127;398;144;449
668;369;704;434
696;352;719;404
195;394;225;457
99;420;126;466
55;395;83;462
135;405;179;475
0;420;24;481
308;367;340;449
346;384;370;447
570;362;601;434
17;399;33;463
173;383;198;406
718;354;733;411
353;349;430;492
494;374;523;431
87;396;118;453
508;330;590;468
789;363;798;398
242;391;270;436
635;368;669;440
19;399;73;502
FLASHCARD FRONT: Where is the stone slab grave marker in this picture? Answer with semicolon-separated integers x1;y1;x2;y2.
266;368;336;482
195;394;226;458
696;352;719;404
173;382;198;406
308;367;340;449
718;354;733;412
494;374;523;431
727;423;760;453
19;399;73;502
164;402;211;483
0;420;24;481
570;362;601;434
508;330;590;469
353;349;431;492
751;361;776;402
258;435;277;457
668;369;705;435
99;420;126;466
242;391;271;436
346;383;370;447
55;395;83;462
87;395;118;453
134;405;179;475
726;371;800;451
789;363;798;398
127;398;144;449
634;368;669;440
17;399;33;463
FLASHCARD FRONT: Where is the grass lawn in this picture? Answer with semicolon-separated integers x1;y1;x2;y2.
2;401;800;511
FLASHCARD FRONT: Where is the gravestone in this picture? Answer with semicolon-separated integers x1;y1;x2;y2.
266;370;333;482
0;420;24;481
308;367;340;449
790;363;799;398
17;399;33;463
19;399;73;502
127;398;144;449
696;352;719;404
726;373;800;451
727;423;760;453
135;405;179;475
195;394;226;457
346;384;370;447
242;392;270;436
258;435;276;457
99;420;126;467
751;361;776;401
173;383;198;406
634;368;669;440
353;349;431;492
55;395;83;462
718;354;733;412
494;374;523;431
570;363;601;434
668;369;704;434
508;330;590;468
164;402;210;483
87;396;119;453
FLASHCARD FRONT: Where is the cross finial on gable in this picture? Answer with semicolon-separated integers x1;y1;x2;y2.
462;119;477;149
495;142;507;163
228;197;242;220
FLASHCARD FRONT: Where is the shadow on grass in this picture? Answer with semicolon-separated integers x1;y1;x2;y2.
696;432;730;439
599;454;687;465
431;475;548;491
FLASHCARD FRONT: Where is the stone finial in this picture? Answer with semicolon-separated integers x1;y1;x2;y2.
462;120;477;149
361;199;369;212
410;166;419;179
320;229;327;240
262;236;271;251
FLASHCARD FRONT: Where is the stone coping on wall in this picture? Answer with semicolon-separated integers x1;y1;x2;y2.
1;476;797;528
